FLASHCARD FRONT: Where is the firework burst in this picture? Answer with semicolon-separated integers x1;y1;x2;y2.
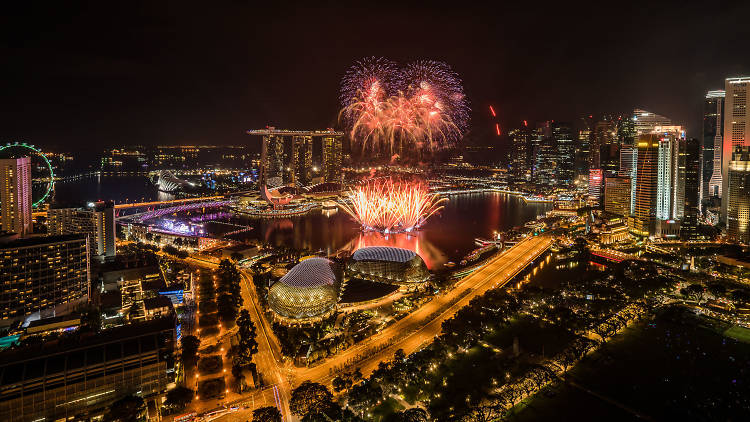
339;178;446;233
339;57;469;155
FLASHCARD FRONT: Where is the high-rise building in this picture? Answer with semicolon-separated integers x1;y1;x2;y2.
552;122;575;184
705;90;725;198
616;115;636;145
291;135;313;186
631;135;660;236
0;157;33;237
633;108;672;135
261;133;285;188
656;129;686;221
590;120;616;169
0;317;175;421
509;125;531;179
604;176;631;218
0;234;89;325
577;116;592;178
721;77;750;223
619;144;638;214
48;201;116;260
94;201;116;259
682;137;702;240
727;146;750;243
322;135;343;184
588;168;604;201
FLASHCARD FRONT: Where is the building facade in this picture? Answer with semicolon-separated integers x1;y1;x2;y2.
727;146;750;243
722;77;750;223
631;135;660;236
682;137;702;240
0;234;89;325
0;318;175;422
552;122;575;185
0;157;33;237
48;201;116;260
588;168;604;201
705;90;725;198
509;126;531;179
322;135;343;184
94;201;116;259
604;176;631;218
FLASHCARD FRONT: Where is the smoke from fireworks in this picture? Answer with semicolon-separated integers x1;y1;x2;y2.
339;178;446;233
339;57;469;154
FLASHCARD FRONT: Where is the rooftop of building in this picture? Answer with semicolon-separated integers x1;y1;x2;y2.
143;296;173;311
0;233;87;248
278;257;337;289
351;246;418;263
0;316;175;367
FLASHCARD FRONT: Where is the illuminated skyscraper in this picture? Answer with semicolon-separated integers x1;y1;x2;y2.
94;201;116;259
0;157;33;237
656;130;686;221
590;120;615;169
291;135;313;186
588;168;603;201
604;176;631;217
705;90;725;198
631;135;660;236
552;122;575;184
509;125;531;179
261;133;285;188
619;144;638;214
682;137;702;240
322;135;343;184
633;108;672;135
727;146;750;243
721;77;750;223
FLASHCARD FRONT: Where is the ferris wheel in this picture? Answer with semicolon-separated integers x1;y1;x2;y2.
0;142;55;207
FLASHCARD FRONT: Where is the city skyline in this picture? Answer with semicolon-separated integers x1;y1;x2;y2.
1;2;749;152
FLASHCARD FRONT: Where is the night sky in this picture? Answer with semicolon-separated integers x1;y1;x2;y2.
1;1;749;153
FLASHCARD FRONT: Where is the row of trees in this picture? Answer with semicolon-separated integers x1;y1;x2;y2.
232;309;259;390
217;259;243;321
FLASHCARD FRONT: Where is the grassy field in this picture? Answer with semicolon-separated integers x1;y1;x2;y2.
724;325;750;344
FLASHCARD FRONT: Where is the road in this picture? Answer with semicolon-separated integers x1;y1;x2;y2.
174;235;552;421
293;235;553;385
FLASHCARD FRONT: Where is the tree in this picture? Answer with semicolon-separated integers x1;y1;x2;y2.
217;294;239;321
174;237;184;247
104;395;145;422
181;335;201;363
388;408;429;422
165;386;194;409
290;381;335;418
231;251;244;262
680;284;705;302
154;235;162;244
145;232;153;242
253;406;282;422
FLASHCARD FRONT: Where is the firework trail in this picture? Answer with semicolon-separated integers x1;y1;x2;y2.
339;178;446;233
339;57;469;155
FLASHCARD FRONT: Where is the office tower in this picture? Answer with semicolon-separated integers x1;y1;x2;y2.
552;122;575;184
535;122;556;185
0;234;89;324
721;77;750;223
94;201;116;258
727;146;750;243
0;317;175;421
604;176;631;217
590;120;615;169
0;157;33;237
509;125;531;179
656;130;686;221
633;108;672;135
705;90;725;198
588;169;603;200
616;115;636;145
631;135;660;236
619;144;638;214
577;116;592;177
681;137;702;240
261;133;285;188
322;135;343;184
291;135;313;186
530;124;547;182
